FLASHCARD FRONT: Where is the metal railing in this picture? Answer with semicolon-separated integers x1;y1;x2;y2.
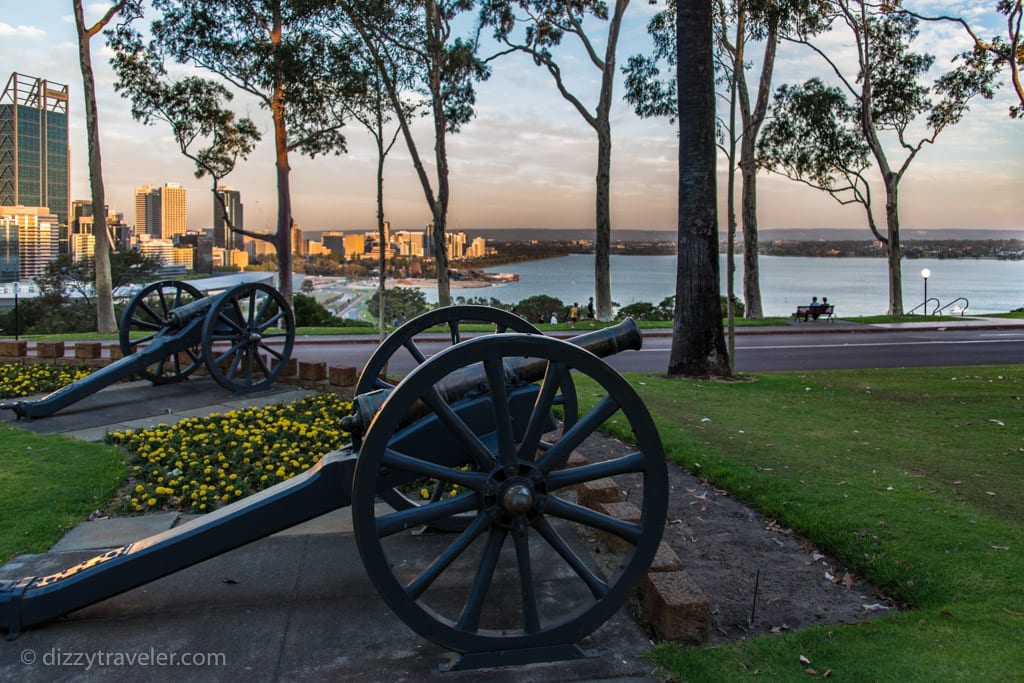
906;297;941;316
935;297;970;316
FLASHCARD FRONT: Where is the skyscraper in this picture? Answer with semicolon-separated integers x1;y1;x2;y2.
135;183;187;240
213;186;244;250
0;73;70;229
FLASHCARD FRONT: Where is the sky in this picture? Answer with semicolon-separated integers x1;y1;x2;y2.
1;1;1021;237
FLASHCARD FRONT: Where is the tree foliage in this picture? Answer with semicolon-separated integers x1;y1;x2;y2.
334;0;489;308
108;0;367;307
481;0;630;322
367;286;432;324
760;2;998;315
512;294;565;324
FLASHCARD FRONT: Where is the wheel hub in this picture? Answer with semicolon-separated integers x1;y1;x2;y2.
501;482;534;513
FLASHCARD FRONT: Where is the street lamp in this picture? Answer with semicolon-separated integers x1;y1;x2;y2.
12;281;19;341
921;268;931;316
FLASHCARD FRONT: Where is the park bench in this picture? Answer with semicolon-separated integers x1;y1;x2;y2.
792;304;834;322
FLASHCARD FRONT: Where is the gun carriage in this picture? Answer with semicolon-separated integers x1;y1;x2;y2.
0;306;667;670
1;280;296;419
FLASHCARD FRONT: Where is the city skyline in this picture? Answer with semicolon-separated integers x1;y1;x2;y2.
0;2;1021;238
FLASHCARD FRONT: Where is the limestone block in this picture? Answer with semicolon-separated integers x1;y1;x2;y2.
642;571;710;645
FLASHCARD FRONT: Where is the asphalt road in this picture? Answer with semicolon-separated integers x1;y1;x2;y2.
291;325;1024;376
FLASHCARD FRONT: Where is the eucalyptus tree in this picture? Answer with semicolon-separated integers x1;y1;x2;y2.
897;0;1021;119
336;0;489;307
74;0;141;334
330;24;418;340
671;0;731;378
624;0;827;320
109;38;260;251
109;0;366;305
480;0;631;322
759;3;997;315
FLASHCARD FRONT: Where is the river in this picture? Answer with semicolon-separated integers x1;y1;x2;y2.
416;254;1023;317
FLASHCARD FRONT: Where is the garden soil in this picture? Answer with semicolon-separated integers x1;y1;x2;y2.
577;431;898;645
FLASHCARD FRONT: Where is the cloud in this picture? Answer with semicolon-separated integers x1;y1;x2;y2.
0;22;46;38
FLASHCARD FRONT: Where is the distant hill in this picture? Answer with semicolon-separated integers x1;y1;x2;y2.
301;227;1023;242
469;227;1023;242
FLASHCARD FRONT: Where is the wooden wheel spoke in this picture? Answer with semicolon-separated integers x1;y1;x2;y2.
534;517;609;599
538;395;620;475
482;357;516;466
421;388;498;470
447;320;462;345
406;514;490;600
376;495;479;538
402;338;427;364
545;452;647;491
136;301;163;325
512;520;541;634
543;497;642;545
517;361;568;460
456;527;507;633
382;449;487;490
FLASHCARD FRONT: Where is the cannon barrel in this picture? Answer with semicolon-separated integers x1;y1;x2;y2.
345;318;642;435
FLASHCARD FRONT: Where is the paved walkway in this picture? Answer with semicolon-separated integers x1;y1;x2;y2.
0;379;658;682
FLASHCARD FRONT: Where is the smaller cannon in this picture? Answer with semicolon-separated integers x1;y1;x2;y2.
0;308;667;670
1;280;296;419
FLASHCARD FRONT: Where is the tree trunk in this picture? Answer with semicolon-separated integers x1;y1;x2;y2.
272;97;293;306
377;139;387;342
885;174;903;315
594;118;612;321
669;0;731;378
74;0;117;334
739;143;763;319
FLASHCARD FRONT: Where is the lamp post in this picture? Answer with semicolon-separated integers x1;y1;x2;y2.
13;281;19;341
921;268;931;316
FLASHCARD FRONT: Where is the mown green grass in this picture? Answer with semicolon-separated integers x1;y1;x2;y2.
590;365;1024;680
0;427;126;563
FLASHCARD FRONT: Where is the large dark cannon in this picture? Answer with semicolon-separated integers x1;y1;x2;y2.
1;280;296;419
0;307;666;671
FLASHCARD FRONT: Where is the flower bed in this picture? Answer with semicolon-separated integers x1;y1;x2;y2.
106;394;353;513
0;362;95;398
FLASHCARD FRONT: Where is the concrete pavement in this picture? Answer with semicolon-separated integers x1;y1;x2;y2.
0;378;659;682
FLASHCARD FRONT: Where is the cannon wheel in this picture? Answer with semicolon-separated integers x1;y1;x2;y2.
200;282;295;393
356;306;578;530
119;280;206;384
356;305;544;395
351;334;667;659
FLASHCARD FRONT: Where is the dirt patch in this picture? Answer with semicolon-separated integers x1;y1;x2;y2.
579;431;897;644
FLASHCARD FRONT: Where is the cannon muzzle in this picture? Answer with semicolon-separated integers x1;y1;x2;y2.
344;318;642;435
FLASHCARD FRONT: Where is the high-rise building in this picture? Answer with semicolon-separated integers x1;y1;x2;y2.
291;222;305;256
0;205;59;281
0;73;70;230
322;231;344;255
213;186;243;250
135;183;187;240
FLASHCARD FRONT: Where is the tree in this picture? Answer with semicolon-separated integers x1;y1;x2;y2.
109;36;261;251
327;16;418;341
112;0;366;306
367;286;431;323
669;0;731;378
481;0;630;322
337;0;489;308
896;0;1022;119
625;0;826;320
74;0;141;334
760;4;998;314
514;294;565;323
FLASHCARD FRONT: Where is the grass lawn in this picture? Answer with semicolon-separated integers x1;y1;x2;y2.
1;364;1021;680
0;427;126;563
592;365;1024;680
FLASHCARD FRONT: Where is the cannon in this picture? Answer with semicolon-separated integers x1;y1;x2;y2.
0;307;667;670
1;280;296;419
